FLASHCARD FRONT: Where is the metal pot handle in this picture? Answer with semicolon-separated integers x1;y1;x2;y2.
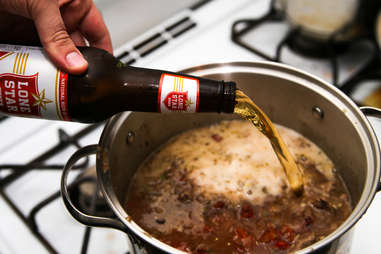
360;107;381;118
60;145;127;232
360;107;381;192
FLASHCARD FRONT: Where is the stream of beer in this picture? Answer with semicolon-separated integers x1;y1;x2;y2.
234;90;304;195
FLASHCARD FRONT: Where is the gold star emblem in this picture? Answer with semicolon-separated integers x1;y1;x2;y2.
185;99;193;107
32;89;53;110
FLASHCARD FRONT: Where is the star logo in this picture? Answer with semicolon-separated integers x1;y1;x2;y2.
31;89;53;110
185;99;193;107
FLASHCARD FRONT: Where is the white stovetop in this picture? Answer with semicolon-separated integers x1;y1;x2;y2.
0;0;380;253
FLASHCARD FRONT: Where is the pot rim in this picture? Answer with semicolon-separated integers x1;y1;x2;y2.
96;61;381;253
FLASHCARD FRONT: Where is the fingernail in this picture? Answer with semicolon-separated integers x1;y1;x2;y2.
66;51;87;68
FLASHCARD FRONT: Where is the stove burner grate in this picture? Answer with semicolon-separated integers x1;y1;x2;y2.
0;123;130;254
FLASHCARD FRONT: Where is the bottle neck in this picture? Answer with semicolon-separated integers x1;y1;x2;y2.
67;46;236;123
220;81;236;113
118;65;237;113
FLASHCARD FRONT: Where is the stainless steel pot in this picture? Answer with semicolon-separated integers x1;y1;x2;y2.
278;0;380;42
284;0;359;41
61;62;381;254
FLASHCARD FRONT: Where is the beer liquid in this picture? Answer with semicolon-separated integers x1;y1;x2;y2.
234;90;304;195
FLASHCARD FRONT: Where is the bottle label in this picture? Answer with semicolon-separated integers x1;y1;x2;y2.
158;73;199;113
0;44;70;121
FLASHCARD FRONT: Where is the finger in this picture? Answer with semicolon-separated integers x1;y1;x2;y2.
70;30;87;47
58;0;73;6
60;0;92;32
79;3;113;53
31;0;88;74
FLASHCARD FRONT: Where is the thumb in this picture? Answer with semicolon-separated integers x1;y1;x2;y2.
31;1;88;75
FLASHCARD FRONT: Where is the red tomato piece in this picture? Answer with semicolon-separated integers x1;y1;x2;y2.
203;225;213;233
240;204;254;219
259;226;278;243
211;134;223;142
275;240;290;250
235;227;249;239
214;201;225;209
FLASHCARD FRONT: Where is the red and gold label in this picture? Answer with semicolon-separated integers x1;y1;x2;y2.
158;73;199;113
0;44;70;121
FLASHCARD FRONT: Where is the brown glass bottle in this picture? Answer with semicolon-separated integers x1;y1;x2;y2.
67;47;236;123
0;45;236;123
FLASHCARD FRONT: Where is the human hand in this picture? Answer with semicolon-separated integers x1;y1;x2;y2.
0;0;112;75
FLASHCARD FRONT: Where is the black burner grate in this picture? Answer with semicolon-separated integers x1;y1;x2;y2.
0;122;130;254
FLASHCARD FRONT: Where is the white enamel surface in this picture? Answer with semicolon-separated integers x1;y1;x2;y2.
0;0;380;253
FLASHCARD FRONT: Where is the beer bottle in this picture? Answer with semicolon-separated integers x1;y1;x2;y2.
0;45;236;123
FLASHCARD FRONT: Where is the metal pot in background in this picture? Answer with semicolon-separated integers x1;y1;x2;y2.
61;62;381;254
285;0;358;41
279;0;381;42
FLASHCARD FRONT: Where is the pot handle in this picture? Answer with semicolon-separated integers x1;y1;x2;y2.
360;107;381;192
360;107;381;118
60;145;127;232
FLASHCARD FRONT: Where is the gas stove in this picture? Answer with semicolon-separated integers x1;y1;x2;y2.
0;0;380;253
